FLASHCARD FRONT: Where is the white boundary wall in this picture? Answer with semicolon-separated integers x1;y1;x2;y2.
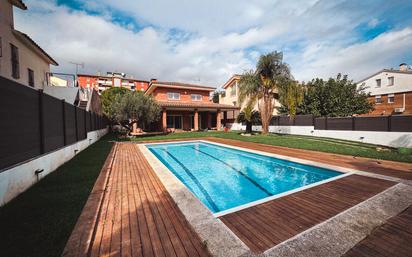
230;123;412;148
0;127;108;206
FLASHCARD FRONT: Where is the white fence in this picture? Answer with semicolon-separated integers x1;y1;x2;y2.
229;123;412;148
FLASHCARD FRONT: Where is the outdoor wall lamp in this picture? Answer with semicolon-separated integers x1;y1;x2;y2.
34;169;44;175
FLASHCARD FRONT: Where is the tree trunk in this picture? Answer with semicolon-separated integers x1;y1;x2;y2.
260;94;273;134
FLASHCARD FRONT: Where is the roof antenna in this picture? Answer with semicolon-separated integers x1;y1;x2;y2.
69;61;84;75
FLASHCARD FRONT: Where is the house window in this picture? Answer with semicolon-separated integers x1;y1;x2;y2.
388;77;394;86
388;94;395;103
10;44;19;79
191;94;202;101
28;69;34;87
167;92;180;100
166;115;182;129
375;95;382;104
375;79;381;88
230;84;236;97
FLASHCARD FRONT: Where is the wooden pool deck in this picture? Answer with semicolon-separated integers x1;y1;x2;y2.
220;175;395;253
63;138;412;257
62;143;210;257
343;206;412;257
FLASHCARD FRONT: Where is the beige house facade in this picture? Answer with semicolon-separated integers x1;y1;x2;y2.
219;74;281;122
0;0;58;89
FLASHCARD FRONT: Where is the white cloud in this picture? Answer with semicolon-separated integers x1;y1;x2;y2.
14;0;412;87
294;28;412;81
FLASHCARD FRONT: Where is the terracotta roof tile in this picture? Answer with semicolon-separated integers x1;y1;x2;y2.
157;101;239;110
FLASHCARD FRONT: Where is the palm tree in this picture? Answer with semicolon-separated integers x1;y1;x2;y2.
238;51;292;134
236;103;260;134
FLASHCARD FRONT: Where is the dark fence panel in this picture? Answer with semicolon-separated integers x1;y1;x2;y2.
390;115;412;132
270;116;279;125
326;117;353;130
91;113;95;131
76;108;86;140
294;115;314;126
0;77;41;170
314;117;326;130
279;116;294;126
86;112;91;132
64;103;77;145
43;93;65;152
0;76;107;171
354;116;389;131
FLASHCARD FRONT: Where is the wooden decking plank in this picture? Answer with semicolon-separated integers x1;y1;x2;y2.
120;146;132;257
89;145;118;257
138;146;208;257
124;145;143;257
110;145;124;257
99;146;121;257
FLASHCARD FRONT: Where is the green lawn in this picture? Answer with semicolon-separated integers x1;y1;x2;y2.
124;131;412;163
0;134;114;257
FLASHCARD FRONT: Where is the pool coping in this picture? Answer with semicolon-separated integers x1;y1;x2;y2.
139;139;412;257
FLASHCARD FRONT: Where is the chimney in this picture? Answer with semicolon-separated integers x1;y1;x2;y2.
399;63;408;71
150;78;157;83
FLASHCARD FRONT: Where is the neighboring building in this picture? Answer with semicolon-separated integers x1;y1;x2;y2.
0;0;58;89
357;63;412;115
77;72;149;94
219;74;281;123
145;80;239;131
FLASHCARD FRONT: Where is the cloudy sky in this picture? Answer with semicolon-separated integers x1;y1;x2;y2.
15;0;412;87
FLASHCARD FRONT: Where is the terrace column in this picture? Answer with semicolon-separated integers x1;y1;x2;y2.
162;109;167;131
216;109;222;130
194;109;199;131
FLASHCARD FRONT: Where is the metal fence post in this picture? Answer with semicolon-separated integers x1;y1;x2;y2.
352;116;355;130
388;115;392;131
84;109;87;138
38;90;45;154
74;107;79;141
62;99;67;146
89;112;92;131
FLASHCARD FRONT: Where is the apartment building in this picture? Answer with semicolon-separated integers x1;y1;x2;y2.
77;72;149;94
0;0;58;89
357;63;412;115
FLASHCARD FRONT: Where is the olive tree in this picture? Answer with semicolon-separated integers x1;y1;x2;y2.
112;91;161;133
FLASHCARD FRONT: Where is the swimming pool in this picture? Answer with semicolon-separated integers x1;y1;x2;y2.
146;141;344;215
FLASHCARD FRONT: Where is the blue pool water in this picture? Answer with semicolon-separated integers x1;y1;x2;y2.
147;141;342;213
